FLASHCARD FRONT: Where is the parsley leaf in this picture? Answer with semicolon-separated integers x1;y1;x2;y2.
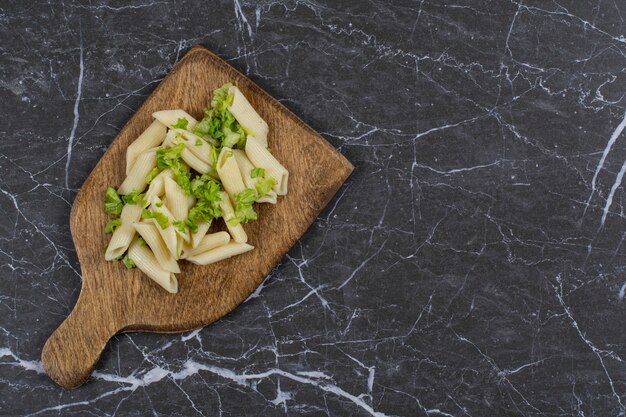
195;138;203;146
122;254;136;269
145;167;161;184
192;83;246;149
172;220;187;233
251;168;265;178
104;218;122;234
156;144;191;194
156;144;185;167
122;190;145;205
104;187;123;215
234;188;257;224
254;177;277;197
186;177;223;230
142;209;170;229
172;117;189;130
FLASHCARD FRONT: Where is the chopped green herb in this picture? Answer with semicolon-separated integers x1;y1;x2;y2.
122;254;136;269
192;83;246;149
251;168;265;178
157;143;185;166
156;144;191;194
156;201;163;207
104;187;123;215
142;209;170;229
195;138;203;146
145;167;161;184
234;188;257;224
104;218;122;234
172;220;187;233
137;237;147;246
209;144;219;168
186;178;223;230
122;190;145;205
172;117;189;130
227;217;240;226
255;177;277;197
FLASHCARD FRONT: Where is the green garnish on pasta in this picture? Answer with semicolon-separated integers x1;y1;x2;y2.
145;167;161;184
193;83;246;149
103;82;289;294
234;188;258;224
104;218;122;234
251;167;265;178
255;177;277;198
104;187;123;215
172;117;189;130
122;254;136;269
122;190;145;205
142;209;170;229
156;144;191;194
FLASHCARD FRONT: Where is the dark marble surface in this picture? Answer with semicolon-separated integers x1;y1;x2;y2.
1;1;626;416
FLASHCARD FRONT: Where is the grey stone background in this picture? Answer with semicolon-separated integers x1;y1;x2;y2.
1;1;625;416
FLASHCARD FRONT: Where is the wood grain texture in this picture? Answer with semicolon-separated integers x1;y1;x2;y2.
41;45;353;389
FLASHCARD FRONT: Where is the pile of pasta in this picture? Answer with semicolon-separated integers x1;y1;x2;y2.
103;83;288;293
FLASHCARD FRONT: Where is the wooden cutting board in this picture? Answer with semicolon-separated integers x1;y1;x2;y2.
41;45;353;388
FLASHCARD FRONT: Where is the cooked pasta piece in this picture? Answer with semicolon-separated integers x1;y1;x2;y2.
187;195;196;210
217;147;246;200
128;237;178;293
105;203;142;261
170;129;215;165
181;231;230;259
143;169;174;207
232;149;278;204
228;86;268;147
126;120;166;175
164;177;188;221
147;197;180;257
181;148;211;174
219;191;247;243
187;242;254;265
118;148;157;195
133;222;180;273
190;220;211;248
244;136;288;195
152;109;198;130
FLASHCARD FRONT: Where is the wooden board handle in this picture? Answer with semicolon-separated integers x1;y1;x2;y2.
41;292;119;388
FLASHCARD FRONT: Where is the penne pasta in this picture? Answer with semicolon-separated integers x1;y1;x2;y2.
118;148;157;195
219;191;247;243
244;135;288;195
191;220;211;248
217;147;246;200
187;195;196;210
126;120;167;175
181;148;211;174
187;242;254;265
143;169;174;207
148;197;180;257
105;203;142;261
164;177;189;221
228;86;268;147
170;129;215;165
152;109;198;131
133;222;180;273
232;149;278;204
181;231;230;259
128;238;178;293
